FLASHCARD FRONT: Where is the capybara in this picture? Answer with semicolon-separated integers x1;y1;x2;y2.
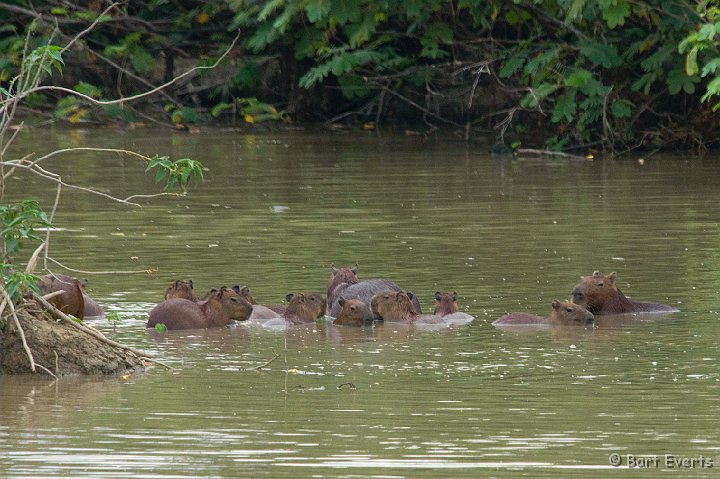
283;292;327;325
571;271;679;315
164;279;197;301
492;300;594;326
327;264;359;309
433;291;459;316
333;297;374;326
147;286;253;330
232;285;256;304
371;290;443;324
329;279;422;318
79;279;104;318
36;274;85;319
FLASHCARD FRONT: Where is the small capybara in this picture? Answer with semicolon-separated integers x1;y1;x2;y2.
147;286;253;330
232;285;256;304
36;274;85;319
79;279;104;317
283;292;327;325
327;264;359;300
492;300;594;326
371;290;443;324
433;291;459;316
333;297;374;326
164;279;197;301
571;271;678;315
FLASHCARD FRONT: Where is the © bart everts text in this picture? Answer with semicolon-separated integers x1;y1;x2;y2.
609;453;714;468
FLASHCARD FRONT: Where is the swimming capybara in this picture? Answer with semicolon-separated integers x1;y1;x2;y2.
147;286;253;330
371;290;443;324
164;279;197;301
36;274;85;319
492;300;594;326
329;279;422;318
333;297;374;326
327;264;359;308
280;292;327;325
571;271;678;315
232;285;256;304
79;279;104;317
433;291;459;316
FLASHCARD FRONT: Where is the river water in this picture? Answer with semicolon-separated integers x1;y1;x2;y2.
1;126;719;478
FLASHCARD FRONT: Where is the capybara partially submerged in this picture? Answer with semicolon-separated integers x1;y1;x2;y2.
572;271;679;315
333;297;374;326
327;263;359;306
164;279;197;301
493;300;594;326
232;285;256;304
371;290;443;324
283;292;327;325
329;278;422;318
433;291;459;316
37;274;85;319
147;287;253;331
79;279;104;318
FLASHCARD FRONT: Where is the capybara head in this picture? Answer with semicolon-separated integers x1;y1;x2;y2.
327;263;359;293
572;271;619;313
371;290;418;321
285;292;327;322
333;297;374;326
232;285;256;304
165;279;197;301
549;299;594;325
433;291;459;316
203;286;253;326
36;274;85;319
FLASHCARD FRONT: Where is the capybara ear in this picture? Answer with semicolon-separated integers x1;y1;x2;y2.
286;293;295;302
351;263;358;274
188;279;193;288
331;264;338;275
452;291;458;301
338;297;346;306
551;300;561;310
434;291;442;301
592;270;602;277
241;286;250;295
232;285;241;293
608;272;617;284
407;291;414;300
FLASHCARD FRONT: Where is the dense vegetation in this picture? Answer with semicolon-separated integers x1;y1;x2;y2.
2;0;720;152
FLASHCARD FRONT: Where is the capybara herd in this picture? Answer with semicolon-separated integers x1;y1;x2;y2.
33;266;677;332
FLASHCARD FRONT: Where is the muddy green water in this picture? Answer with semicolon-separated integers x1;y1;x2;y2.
1;127;720;478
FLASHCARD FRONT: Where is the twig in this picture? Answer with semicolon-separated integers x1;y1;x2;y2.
47;257;158;275
241;353;280;372
25;242;46;274
32;292;172;370
60;2;120;54
516;148;588;160
1;287;36;372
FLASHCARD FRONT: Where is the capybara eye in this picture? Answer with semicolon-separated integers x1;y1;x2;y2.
566;308;573;313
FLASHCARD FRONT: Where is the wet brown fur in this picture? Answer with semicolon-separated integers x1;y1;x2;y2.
326;264;359;308
493;300;594;326
37;274;85;319
433;291;460;317
147;287;253;330
164;280;197;301
371;290;443;323
284;292;327;324
333;297;374;326
572;271;677;315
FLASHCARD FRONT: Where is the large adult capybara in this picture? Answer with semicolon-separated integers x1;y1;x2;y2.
571;271;679;315
36;274;85;319
371;290;443;324
147;287;253;330
333;297;374;326
492;300;594;326
282;292;327;325
164;279;197;301
328;273;422;319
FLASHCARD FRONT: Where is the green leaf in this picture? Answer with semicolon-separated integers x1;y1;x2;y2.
667;67;699;95
154;323;168;333
685;46;699;77
611;99;633;118
701;58;720;77
211;102;233;117
701;76;720;102
578;40;622;68
304;0;330;23
599;0;630;29
565;69;592;88
500;54;526;78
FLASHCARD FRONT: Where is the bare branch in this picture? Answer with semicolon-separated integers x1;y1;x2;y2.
47;257;158;275
61;2;121;54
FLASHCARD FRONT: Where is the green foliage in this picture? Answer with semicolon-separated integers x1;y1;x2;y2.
154;323;168;333
0;201;51;263
0;265;39;304
145;156;204;194
106;311;121;330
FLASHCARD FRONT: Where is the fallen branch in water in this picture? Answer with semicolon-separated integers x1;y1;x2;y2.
32;292;172;370
516;148;588;160
240;353;280;372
